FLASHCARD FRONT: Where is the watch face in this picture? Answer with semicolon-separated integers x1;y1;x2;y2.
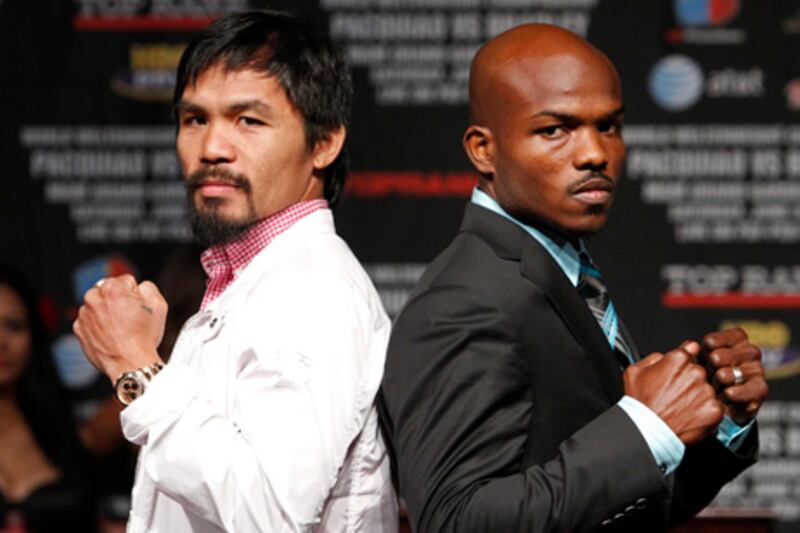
115;372;143;405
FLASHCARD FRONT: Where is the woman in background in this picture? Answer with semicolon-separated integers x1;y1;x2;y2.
0;265;94;533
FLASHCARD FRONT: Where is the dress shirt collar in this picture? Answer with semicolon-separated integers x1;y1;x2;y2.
200;199;328;308
470;187;585;287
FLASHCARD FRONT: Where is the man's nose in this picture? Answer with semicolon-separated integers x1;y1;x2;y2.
200;124;236;164
573;128;609;171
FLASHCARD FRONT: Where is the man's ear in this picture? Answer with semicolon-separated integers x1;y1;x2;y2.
463;124;495;178
312;125;346;170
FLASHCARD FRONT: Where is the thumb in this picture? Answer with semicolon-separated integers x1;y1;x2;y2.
679;340;701;359
138;281;167;315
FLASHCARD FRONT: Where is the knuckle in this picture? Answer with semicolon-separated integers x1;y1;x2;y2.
702;331;717;346
701;382;716;399
749;345;763;361
708;402;724;421
723;387;738;402
731;326;748;340
671;349;690;365
84;288;98;304
690;364;708;381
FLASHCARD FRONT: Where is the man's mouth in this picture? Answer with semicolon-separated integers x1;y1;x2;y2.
186;167;252;199
196;179;242;197
570;175;615;205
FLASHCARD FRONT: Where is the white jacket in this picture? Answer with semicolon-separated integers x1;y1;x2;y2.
120;210;398;532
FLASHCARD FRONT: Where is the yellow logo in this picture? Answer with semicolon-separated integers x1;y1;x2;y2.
721;320;800;380
111;43;187;102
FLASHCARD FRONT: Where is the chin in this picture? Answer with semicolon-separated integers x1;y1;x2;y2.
563;215;609;239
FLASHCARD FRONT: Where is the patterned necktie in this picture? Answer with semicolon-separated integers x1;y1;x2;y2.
577;250;636;366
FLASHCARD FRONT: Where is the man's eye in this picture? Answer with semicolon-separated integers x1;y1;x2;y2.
182;115;206;126
536;126;565;138
240;116;265;126
599;121;622;134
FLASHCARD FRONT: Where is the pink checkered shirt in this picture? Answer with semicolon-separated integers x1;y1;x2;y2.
199;200;328;309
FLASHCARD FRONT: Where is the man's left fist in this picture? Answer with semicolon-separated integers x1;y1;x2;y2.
73;274;167;382
702;327;768;426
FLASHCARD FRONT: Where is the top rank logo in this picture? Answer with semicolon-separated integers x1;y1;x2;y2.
665;0;745;44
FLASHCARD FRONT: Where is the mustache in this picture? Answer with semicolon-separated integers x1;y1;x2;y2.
568;172;615;194
185;167;252;194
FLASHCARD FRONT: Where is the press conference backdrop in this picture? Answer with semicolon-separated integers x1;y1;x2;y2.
1;0;798;529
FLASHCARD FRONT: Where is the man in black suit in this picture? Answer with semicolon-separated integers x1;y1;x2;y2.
379;24;767;532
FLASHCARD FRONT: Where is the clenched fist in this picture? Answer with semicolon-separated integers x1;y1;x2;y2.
702;327;768;426
624;341;723;446
73;274;167;382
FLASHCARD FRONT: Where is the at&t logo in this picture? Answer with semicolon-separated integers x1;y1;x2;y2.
648;55;765;112
648;55;705;111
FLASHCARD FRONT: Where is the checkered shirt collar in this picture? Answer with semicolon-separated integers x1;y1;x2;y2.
199;199;328;309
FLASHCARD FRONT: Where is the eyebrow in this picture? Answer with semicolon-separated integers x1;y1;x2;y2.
533;106;626;122
174;99;274;118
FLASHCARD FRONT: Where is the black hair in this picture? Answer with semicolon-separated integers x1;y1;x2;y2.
0;266;96;529
0;266;77;468
174;9;353;208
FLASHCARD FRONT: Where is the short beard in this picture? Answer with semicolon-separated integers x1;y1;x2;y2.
184;167;257;248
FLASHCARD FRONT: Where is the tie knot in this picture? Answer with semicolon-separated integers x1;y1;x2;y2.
578;250;601;279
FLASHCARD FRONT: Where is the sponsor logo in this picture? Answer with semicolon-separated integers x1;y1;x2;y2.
721;320;800;380
648;55;764;112
648;55;705;111
674;0;739;27
110;43;186;102
72;254;137;303
52;333;101;389
665;0;745;44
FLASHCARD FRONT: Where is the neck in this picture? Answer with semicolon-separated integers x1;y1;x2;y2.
0;387;18;409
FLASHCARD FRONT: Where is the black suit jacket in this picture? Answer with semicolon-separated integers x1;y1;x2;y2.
379;204;757;532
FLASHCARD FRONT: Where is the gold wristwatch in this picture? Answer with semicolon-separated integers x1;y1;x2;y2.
114;362;164;406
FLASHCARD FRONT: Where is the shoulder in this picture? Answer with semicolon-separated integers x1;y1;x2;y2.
401;232;540;326
239;228;387;331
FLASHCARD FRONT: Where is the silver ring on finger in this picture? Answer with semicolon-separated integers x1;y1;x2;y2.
732;365;744;385
94;278;106;288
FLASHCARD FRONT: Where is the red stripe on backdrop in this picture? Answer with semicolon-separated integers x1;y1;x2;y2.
346;171;478;198
662;293;800;309
73;16;215;31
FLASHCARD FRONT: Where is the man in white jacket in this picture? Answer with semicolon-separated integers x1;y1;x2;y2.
73;10;397;532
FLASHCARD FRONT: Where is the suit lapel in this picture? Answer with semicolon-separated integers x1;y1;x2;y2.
460;203;624;401
519;244;624;400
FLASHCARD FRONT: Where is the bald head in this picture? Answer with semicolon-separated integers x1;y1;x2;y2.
469;24;620;127
462;23;626;237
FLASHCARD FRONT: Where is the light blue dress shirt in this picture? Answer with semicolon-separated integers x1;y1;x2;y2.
471;187;752;476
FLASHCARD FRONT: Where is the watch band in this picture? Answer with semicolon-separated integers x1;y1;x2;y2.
114;362;165;406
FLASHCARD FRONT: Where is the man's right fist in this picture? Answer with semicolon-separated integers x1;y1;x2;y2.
623;341;723;446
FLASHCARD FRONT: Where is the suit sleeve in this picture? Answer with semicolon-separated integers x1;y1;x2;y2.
380;284;671;533
667;425;758;527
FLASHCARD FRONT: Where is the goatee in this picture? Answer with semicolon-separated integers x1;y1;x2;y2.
184;167;257;247
188;208;254;248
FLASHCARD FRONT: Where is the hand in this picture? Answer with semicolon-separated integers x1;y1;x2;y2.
624;341;723;446
73;275;167;383
702;327;768;426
